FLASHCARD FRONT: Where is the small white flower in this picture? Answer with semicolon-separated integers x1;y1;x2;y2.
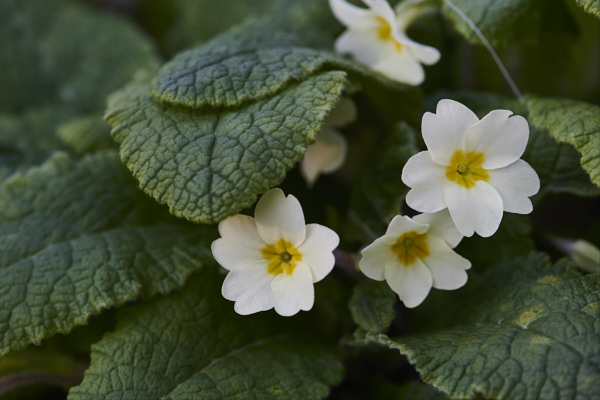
359;210;470;308
211;188;340;316
402;99;540;237
300;98;355;186
329;0;440;85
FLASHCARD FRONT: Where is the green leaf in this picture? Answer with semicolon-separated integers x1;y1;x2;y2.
359;253;600;399
0;151;215;358
441;0;574;46
525;95;600;188
350;280;397;334
69;272;344;399
57;115;115;156
153;20;394;109
575;0;600;17
0;0;159;113
106;71;348;224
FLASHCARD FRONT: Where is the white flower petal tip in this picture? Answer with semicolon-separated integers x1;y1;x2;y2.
359;213;470;308
403;99;541;238
329;0;440;85
211;188;340;316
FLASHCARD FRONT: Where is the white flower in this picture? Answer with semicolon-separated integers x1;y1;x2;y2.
211;188;340;316
329;0;440;85
300;98;355;186
359;210;470;308
401;99;540;238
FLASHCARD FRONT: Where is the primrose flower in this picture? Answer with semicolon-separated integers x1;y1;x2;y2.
402;99;540;237
300;98;355;186
211;188;339;316
329;0;440;85
359;210;470;308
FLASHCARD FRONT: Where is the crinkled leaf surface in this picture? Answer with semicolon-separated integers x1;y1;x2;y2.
152;20;392;109
441;0;574;46
106;71;347;224
0;0;159;113
69;271;344;399
350;280;397;334
576;0;600;17
525;95;600;188
56;114;115;156
359;253;600;399
0;151;214;358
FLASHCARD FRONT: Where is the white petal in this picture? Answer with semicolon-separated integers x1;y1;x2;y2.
271;262;314;316
211;215;265;270
423;237;470;290
326;97;357;128
329;0;372;28
402;151;448;213
488;160;540;214
300;128;348;187
422;99;479;165
370;45;425;85
368;0;397;24
384;258;433;308
222;261;276;315
464;110;529;169
335;29;387;66
444;181;504;238
412;209;463;248
297;224;340;283
359;236;396;281
255;188;306;247
386;214;428;236
398;35;441;65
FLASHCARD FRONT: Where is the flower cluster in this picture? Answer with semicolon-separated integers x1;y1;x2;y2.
211;1;541;315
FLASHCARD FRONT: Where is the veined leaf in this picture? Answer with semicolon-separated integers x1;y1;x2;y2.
525;95;600;188
69;272;344;399
0;151;214;358
106;71;348;224
350;280;397;334
359;253;600;399
575;0;600;17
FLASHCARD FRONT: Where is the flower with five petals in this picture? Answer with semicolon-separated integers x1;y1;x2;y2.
211;188;340;316
401;99;540;237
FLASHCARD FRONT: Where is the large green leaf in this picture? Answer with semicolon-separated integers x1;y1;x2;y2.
441;0;574;46
0;0;159;113
349;280;397;334
0;151;214;358
69;271;344;399
106;71;348;224
359;253;600;399
525;95;600;188
575;0;600;17
152;20;393;109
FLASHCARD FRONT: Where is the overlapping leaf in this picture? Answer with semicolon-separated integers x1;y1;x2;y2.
525;95;600;188
0;151;214;358
359;253;600;399
69;271;344;399
106;71;348;224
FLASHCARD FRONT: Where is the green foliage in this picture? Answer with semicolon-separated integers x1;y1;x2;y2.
576;0;600;17
0;151;215;357
69;271;343;399
107;70;347;224
359;253;600;399
56;115;115;156
525;95;600;188
350;280;397;334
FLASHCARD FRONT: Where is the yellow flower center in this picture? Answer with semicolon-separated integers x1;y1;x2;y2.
261;238;302;276
375;17;402;51
391;231;429;266
445;150;490;189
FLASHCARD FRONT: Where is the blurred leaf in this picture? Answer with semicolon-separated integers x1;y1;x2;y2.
69;271;344;399
57;115;115;156
575;0;600;17
525;95;600;188
0;151;215;358
350;280;397;334
106;71;347;224
358;253;600;399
